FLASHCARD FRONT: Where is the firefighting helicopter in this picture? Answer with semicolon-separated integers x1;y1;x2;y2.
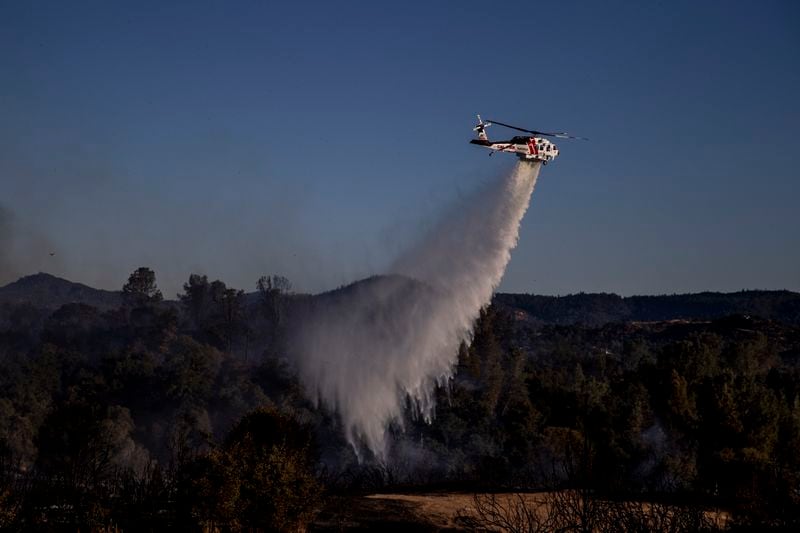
470;115;587;164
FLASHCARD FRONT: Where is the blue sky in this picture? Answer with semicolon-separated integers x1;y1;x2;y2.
1;0;798;296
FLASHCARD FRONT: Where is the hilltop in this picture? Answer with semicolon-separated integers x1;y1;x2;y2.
0;273;122;310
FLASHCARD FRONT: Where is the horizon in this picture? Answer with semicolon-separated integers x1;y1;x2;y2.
3;270;798;300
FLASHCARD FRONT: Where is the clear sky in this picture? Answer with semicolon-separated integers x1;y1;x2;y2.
1;0;798;297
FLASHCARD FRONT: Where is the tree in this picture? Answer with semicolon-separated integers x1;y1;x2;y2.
179;276;246;354
257;275;292;326
223;407;321;530
217;287;246;355
257;275;292;356
174;407;322;531
122;267;163;305
179;274;211;330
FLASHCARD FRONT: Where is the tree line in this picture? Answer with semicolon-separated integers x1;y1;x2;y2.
0;267;799;530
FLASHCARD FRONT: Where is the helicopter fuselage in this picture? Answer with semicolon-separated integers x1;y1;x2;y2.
470;135;559;164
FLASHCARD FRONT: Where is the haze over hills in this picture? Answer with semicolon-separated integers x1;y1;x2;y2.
2;272;799;326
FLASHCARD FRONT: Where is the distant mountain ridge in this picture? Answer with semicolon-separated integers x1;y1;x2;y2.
2;273;799;325
0;273;122;310
494;290;800;326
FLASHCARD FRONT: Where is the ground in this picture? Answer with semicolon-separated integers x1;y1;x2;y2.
311;492;731;531
312;492;536;531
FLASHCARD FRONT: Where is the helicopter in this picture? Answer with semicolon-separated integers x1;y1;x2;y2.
470;115;587;164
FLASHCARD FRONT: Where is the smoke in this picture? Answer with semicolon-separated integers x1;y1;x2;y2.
292;161;541;458
0;203;63;286
0;205;13;281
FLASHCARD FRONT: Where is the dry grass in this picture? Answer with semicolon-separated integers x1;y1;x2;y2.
368;492;485;529
313;492;730;531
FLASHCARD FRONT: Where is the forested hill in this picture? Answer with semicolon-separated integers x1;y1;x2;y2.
494;290;800;326
2;269;800;529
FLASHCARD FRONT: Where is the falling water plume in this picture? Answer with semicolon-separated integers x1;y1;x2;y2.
292;161;541;458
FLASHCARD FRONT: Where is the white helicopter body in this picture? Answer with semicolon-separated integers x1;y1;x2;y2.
470;115;586;165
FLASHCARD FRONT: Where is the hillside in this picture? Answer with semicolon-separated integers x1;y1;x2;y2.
0;273;122;310
1;271;799;528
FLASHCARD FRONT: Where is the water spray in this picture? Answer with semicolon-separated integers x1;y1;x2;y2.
293;161;541;458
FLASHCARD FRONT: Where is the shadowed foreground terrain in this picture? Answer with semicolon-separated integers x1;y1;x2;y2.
1;271;799;530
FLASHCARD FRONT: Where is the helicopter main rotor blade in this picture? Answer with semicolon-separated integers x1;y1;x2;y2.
487;119;588;141
548;132;589;141
485;120;538;134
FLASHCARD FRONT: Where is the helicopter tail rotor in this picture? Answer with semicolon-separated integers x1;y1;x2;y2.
473;114;492;140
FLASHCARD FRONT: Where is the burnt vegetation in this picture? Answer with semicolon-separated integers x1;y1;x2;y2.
1;270;799;530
